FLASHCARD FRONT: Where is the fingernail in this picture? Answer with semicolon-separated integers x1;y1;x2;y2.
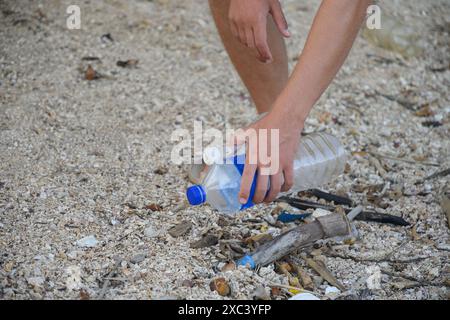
285;30;291;37
239;197;247;204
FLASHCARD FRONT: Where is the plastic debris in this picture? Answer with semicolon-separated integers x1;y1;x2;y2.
347;206;363;221
76;235;98;248
277;211;311;223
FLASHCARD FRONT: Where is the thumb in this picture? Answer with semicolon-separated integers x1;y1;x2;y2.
270;0;290;37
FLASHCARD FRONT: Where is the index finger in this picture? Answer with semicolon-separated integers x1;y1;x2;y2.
253;24;273;63
239;161;257;204
239;140;258;204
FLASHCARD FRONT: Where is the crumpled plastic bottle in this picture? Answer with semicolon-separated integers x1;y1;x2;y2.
186;132;347;215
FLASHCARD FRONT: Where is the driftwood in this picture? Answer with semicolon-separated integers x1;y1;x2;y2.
302;257;345;291
423;168;450;181
355;211;409;226
278;197;410;226
286;259;314;291
242;213;351;267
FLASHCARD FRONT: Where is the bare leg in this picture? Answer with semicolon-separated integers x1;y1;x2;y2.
209;0;289;114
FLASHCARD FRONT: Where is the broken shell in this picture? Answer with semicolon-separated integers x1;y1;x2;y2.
209;277;231;296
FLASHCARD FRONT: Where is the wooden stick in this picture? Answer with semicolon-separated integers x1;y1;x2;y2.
423;168;450;181
302;257;345;291
286;258;314;291
355;211;409;226
369;151;440;167
243;213;351;267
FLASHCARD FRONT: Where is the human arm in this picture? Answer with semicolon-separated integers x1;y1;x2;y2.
239;0;373;204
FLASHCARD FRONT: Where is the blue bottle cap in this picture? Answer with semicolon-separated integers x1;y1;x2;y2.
186;185;206;206
236;255;256;269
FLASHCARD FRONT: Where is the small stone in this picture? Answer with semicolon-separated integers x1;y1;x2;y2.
312;208;333;218
3;261;14;272
76;235;98;248
190;234;219;248
428;267;440;278
182;279;194;288
130;253;146;264
66;266;82;291
365;265;382;290
79;289;90;300
67;250;80;259
144;226;159;238
168;221;192;237
392;280;419;290
153;167;168;175
27;276;45;288
312;275;324;287
325;286;341;299
253;285;270;300
265;214;276;225
217;216;230;227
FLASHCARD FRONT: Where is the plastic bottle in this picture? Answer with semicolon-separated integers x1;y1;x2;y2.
186;132;347;215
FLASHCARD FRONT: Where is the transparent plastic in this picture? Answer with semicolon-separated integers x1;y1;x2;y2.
199;163;243;214
291;132;347;191
189;132;347;215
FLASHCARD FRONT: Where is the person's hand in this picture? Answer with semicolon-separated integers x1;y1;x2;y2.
232;109;303;205
228;0;290;63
